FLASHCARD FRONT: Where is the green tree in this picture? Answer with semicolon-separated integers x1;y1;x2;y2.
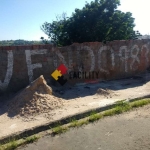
41;0;141;46
41;12;70;46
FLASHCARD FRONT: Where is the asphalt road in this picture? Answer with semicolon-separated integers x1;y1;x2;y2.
19;104;150;150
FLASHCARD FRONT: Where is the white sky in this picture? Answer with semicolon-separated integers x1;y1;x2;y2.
118;0;150;35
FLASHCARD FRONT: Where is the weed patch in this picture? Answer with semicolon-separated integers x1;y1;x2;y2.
130;99;150;108
52;125;68;135
89;113;102;122
25;136;39;144
76;120;89;127
3;140;17;150
69;119;78;128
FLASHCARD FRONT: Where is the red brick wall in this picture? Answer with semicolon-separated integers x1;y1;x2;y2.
0;39;150;93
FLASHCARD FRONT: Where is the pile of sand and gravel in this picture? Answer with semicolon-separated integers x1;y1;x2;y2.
8;75;64;117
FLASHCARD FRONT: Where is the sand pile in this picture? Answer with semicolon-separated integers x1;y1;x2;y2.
8;75;63;117
96;88;114;97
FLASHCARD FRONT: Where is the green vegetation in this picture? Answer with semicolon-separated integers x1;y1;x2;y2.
3;141;17;150
25;136;39;144
52;99;150;133
1;98;150;150
69;118;79;127
103;100;131;116
69;118;88;128
130;99;150;108
0;40;44;46
52;125;68;135
69;117;88;128
0;135;39;150
41;0;141;46
0;140;18;150
52;99;150;134
89;112;103;122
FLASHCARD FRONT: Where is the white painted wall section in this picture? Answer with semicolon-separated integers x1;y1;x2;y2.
0;50;13;91
25;49;47;83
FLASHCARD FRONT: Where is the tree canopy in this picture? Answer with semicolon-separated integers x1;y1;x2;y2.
41;0;141;46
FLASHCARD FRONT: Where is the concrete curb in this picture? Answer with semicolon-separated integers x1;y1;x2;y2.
0;94;150;144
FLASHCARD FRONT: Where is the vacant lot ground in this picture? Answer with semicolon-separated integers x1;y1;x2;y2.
19;104;150;150
0;72;150;140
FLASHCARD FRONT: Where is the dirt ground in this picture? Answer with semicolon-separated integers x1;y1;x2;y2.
18;104;150;150
0;72;150;139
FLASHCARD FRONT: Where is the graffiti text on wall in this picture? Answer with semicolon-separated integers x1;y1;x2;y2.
0;42;150;91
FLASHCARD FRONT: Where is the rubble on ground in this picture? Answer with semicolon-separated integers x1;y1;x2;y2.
96;88;114;97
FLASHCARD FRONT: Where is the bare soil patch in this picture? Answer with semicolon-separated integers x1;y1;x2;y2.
1;72;150;140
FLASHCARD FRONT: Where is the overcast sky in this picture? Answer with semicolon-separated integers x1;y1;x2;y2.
0;0;149;40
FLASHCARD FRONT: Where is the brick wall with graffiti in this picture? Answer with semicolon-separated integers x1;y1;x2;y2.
0;39;150;93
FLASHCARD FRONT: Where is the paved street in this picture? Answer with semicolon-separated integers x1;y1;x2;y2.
19;104;150;150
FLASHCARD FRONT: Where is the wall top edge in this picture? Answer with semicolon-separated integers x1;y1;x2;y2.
0;39;150;49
